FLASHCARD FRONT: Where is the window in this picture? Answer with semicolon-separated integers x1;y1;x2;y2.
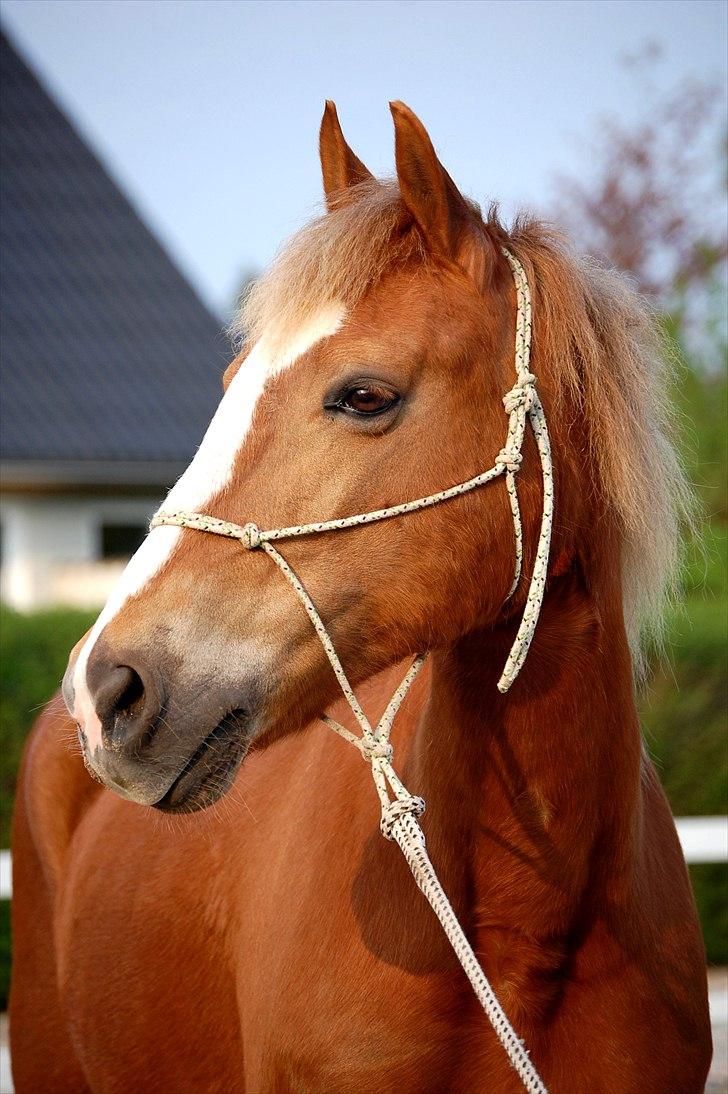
100;523;147;560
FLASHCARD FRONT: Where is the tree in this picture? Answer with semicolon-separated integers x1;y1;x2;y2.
552;46;727;354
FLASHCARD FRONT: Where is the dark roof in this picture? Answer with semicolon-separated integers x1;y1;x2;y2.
0;30;228;484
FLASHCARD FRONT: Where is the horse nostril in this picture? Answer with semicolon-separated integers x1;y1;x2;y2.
87;653;162;755
115;666;145;717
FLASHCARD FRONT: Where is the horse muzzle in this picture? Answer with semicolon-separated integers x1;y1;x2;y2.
63;638;260;813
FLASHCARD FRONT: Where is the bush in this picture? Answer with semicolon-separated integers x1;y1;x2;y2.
640;588;727;962
0;606;97;847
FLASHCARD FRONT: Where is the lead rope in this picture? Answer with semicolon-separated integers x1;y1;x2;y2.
150;249;551;1093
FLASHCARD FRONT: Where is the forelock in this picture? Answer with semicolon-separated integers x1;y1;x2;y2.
230;181;421;355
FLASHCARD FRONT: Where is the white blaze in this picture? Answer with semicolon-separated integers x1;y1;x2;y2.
72;304;346;752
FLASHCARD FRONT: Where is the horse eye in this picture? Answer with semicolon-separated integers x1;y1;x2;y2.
337;384;399;416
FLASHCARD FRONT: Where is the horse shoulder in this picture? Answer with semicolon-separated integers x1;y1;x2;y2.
13;694;101;897
10;696;98;1092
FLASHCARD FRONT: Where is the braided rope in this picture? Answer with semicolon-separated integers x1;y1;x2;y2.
497;249;553;692
149;250;550;1092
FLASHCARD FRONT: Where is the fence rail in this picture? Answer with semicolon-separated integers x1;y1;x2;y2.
0;815;725;901
675;816;728;864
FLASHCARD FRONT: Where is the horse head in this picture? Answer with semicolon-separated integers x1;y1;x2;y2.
62;103;681;818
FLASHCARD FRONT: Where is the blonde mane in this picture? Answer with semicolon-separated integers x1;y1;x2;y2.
501;215;693;661
231;182;692;660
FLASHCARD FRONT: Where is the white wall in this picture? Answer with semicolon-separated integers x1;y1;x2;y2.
0;494;158;610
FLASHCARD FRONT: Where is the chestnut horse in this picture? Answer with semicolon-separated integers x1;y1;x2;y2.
10;103;710;1092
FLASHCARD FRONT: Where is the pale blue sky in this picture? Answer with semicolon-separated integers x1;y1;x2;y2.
2;0;726;316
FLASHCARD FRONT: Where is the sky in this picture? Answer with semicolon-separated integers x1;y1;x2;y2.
2;0;726;317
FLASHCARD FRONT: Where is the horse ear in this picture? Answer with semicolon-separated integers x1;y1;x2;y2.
390;101;492;281
319;101;374;210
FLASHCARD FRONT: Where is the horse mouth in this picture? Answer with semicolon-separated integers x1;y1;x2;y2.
154;709;252;814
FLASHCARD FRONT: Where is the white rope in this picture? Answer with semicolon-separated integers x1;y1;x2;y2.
150;249;551;1092
497;249;553;692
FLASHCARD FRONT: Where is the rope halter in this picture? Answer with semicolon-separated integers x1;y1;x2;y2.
150;249;552;1093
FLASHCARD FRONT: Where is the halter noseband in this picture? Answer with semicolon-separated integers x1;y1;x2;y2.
150;249;551;1093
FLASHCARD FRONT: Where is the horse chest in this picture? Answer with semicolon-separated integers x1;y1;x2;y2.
62;861;474;1094
56;788;471;1092
230;846;493;1092
237;952;479;1093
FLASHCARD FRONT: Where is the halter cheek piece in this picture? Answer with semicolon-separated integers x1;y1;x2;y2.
151;250;552;1094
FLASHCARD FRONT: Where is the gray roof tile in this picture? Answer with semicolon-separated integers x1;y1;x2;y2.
0;30;229;473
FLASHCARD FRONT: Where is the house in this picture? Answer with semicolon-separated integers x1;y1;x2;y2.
0;30;228;610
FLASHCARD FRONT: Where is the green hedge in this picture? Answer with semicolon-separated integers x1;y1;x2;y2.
640;596;727;962
0;606;97;847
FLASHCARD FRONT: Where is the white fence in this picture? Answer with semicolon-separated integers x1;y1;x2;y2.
676;816;728;864
0;854;9;902
0;816;725;900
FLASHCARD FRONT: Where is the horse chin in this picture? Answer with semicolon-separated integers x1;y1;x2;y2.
153;708;253;814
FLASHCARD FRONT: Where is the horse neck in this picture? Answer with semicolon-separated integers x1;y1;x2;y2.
406;560;643;944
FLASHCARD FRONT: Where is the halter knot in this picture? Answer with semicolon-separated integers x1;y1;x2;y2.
380;795;426;840
241;522;262;550
496;448;523;473
503;373;537;415
360;737;394;763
